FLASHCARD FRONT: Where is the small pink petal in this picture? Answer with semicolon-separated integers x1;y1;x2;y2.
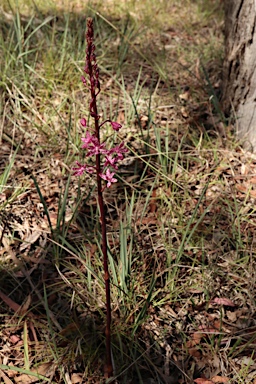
81;132;100;149
80;118;87;127
211;298;235;307
104;155;118;169
100;169;117;187
72;161;87;176
109;142;128;156
10;335;20;344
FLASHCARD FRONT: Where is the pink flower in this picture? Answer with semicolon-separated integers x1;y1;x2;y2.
80;118;87;127
75;124;127;181
81;132;99;148
110;121;122;131
84;166;95;174
81;132;109;157
109;142;128;160
104;155;118;169
81;76;87;85
87;142;107;156
72;162;95;176
72;162;88;176
100;169;117;188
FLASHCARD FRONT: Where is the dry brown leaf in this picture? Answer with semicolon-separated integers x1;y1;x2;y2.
2;362;17;378
249;189;256;198
195;58;200;79
14;374;37;384
249;176;256;184
193;331;204;343
139;216;158;225
188;347;201;358
240;163;249;176
117;111;125;125
14;362;54;384
139;114;149;129
236;184;247;193
211;376;229;383
181;106;189;118
211;298;235;307
0;290;20;312
198;325;218;334
0;368;13;384
226;310;237;322
187;288;204;294
71;373;83;383
236;183;256;198
179;89;190;102
194;379;213;384
149;188;157;213
20;231;41;251
10;335;20;344
18;295;32;316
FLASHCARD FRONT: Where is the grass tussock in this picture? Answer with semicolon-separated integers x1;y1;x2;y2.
1;1;256;383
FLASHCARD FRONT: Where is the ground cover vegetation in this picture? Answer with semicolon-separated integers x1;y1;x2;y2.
0;0;256;383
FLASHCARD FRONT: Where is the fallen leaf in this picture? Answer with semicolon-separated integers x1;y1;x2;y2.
198;325;218;333
211;298;235;307
179;89;190;102
240;163;249;176
194;379;213;384
236;184;247;193
18;294;32;316
236;184;256;198
3;364;17;378
149;188;157;213
0;368;13;384
10;335;20;344
249;177;256;184
249;189;256;198
14;362;55;383
139;216;158;225
187;288;204;294
181;106;189;118
0;290;20;312
188;347;201;358
20;231;41;251
71;373;83;383
139;114;149;129
211;376;229;383
187;331;204;347
226;310;237;322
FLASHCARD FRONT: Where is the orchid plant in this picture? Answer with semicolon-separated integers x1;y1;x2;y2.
73;17;128;379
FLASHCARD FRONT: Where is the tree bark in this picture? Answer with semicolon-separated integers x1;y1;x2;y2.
222;0;256;151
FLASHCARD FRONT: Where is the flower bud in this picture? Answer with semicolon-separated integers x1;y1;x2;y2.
80;118;87;127
110;121;122;131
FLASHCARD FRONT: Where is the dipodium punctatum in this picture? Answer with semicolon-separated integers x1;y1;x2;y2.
73;17;127;379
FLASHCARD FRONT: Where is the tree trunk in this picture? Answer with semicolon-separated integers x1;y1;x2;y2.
222;0;256;151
